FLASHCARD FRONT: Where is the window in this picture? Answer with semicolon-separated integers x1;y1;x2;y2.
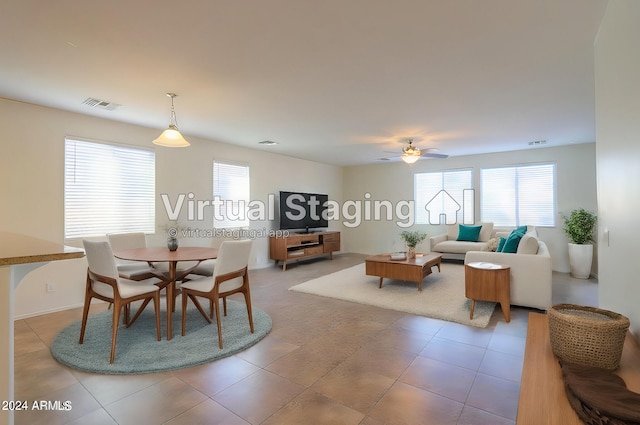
213;160;250;228
414;169;473;225
64;138;155;239
481;163;556;227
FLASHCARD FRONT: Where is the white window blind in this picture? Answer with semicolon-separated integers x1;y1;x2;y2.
64;138;156;239
213;160;250;228
481;163;556;227
414;169;473;224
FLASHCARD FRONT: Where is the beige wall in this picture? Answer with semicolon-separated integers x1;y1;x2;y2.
0;98;343;318
341;144;598;273
595;0;640;338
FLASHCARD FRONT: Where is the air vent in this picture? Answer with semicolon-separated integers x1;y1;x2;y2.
82;97;121;111
528;140;547;146
259;140;278;145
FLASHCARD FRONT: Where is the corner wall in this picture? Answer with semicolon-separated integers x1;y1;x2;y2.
594;0;640;338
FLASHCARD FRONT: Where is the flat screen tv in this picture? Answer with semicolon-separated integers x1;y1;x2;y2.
279;191;329;233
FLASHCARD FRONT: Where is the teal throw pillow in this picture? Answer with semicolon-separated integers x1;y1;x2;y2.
516;225;528;234
457;224;482;242
497;237;507;252
501;229;526;253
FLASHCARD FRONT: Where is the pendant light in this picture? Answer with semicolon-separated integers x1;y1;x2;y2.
152;93;190;147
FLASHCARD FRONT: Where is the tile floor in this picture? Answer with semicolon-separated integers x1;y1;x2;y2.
13;253;598;425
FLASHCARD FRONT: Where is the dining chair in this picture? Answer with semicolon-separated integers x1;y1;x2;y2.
80;240;161;363
107;232;158;281
107;232;198;311
180;239;253;349
190;258;216;277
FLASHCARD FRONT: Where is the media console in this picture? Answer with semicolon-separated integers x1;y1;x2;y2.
269;231;340;271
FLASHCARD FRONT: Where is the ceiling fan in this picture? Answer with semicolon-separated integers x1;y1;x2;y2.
385;139;449;164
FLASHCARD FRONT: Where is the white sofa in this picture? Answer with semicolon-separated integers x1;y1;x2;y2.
429;222;495;260
464;230;552;310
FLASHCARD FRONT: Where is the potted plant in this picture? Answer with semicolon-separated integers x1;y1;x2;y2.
400;230;428;259
562;208;597;279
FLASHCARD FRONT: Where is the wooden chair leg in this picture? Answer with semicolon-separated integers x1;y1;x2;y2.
223;297;227;316
181;289;188;336
243;289;255;334
213;294;223;349
110;300;122;364
79;289;92;344
153;294;161;341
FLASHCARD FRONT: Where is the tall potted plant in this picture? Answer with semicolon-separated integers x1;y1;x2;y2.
400;230;427;259
562;208;597;279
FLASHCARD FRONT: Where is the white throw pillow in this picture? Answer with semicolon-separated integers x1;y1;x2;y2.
517;233;540;255
478;222;494;242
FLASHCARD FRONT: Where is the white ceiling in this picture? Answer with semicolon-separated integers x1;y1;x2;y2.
0;0;607;166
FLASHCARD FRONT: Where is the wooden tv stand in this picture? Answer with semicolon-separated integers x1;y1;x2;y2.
269;231;340;271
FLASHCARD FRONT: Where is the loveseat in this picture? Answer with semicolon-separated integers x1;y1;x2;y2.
464;229;552;310
429;222;496;260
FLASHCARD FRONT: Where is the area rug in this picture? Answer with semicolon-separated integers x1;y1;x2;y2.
51;300;271;374
289;262;496;328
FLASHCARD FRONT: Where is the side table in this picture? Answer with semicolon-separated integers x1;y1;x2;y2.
465;262;511;323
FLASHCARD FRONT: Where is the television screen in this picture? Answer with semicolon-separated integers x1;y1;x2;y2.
279;191;329;232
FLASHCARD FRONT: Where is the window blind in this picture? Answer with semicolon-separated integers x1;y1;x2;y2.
213;160;250;228
414;169;473;224
481;163;556;227
64;138;155;239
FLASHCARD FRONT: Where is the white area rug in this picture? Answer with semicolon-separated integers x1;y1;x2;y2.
289;262;496;328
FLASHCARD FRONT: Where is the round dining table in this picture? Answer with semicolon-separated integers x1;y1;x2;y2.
114;246;218;340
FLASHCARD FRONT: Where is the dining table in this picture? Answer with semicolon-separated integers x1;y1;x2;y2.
114;246;218;340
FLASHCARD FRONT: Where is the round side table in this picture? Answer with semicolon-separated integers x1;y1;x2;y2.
465;262;511;323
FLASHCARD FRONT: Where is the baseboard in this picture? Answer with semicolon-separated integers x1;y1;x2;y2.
14;300;107;320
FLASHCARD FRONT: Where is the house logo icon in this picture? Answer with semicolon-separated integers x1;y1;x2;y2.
424;189;475;225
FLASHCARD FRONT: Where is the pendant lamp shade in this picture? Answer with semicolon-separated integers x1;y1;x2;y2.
153;93;190;147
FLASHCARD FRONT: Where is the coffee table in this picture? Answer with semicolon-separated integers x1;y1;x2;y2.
365;253;442;292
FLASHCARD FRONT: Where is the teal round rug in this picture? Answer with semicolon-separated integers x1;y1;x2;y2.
51;300;272;374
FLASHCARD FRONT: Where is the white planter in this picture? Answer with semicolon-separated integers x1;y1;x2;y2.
568;243;593;279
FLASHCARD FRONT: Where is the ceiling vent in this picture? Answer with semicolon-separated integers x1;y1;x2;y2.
82;97;121;111
528;140;547;146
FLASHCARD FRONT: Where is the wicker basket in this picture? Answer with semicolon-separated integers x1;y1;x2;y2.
548;304;630;371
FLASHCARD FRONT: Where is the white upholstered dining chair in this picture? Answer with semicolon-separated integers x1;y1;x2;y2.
180;239;253;349
81;240;161;363
107;232;158;280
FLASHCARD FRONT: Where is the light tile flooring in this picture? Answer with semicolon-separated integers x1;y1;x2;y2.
13;253;598;425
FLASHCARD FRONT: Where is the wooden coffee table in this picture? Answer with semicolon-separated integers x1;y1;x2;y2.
365;253;442;292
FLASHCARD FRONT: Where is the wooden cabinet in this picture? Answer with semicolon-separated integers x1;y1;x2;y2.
269;231;340;271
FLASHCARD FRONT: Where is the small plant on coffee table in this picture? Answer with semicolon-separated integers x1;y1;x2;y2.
400;230;427;259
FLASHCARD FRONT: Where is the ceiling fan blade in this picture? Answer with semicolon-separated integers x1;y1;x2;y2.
422;153;449;158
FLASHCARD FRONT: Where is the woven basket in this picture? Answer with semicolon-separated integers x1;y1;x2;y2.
548;304;630;371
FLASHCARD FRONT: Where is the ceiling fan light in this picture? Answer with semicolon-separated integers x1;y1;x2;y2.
153;125;190;147
401;154;420;164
